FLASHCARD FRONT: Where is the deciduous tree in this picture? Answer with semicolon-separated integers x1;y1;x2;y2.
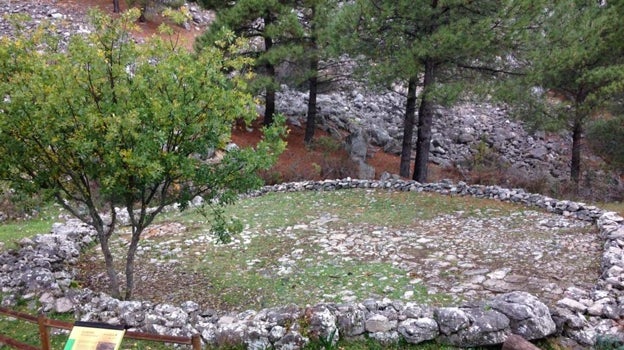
0;9;286;300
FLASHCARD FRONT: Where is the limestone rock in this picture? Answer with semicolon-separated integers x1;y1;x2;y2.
305;305;339;344
368;330;400;344
398;318;439;344
365;314;396;333
273;331;309;350
335;304;366;337
434;307;470;335
438;308;510;347
490;292;556;340
54;297;74;313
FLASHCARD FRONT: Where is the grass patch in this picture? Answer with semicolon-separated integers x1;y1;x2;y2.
163;190;526;230
0;309;72;350
0;204;62;250
0;314;199;350
596;201;624;217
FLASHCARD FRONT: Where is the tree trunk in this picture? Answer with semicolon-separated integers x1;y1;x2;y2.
264;80;276;126
570;114;583;185
399;77;418;178
100;231;121;299
113;0;120;13
124;226;143;300
262;13;276;126
138;4;147;23
412;59;436;182
304;56;319;145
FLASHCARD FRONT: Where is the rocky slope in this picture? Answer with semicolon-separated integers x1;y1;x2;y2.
1;0;621;201
278;88;599;187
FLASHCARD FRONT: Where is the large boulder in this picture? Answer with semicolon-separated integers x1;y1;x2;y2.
489;291;556;340
436;307;510;347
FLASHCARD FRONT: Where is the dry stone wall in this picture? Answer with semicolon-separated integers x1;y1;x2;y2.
1;179;623;348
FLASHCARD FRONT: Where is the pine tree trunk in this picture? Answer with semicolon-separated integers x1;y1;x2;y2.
263;14;276;126
304;56;319;145
570;116;583;185
399;77;418;178
113;0;120;13
413;60;435;182
264;82;276;126
139;6;147;22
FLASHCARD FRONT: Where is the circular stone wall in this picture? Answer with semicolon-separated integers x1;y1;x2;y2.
1;179;623;348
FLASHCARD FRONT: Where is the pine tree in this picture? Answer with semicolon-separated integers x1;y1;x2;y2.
332;0;505;181
504;0;624;185
195;0;304;126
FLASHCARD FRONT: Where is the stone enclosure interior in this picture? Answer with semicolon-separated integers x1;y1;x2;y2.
2;179;624;349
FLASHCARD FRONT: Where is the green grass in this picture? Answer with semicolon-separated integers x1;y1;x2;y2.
596;201;624;217
0;310;72;350
165;190;526;229
0;219;56;247
0;306;196;350
89;188;593;312
72;188;599;311
0;204;61;250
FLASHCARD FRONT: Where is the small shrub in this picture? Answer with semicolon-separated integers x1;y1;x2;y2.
258;170;284;185
319;155;360;179
465;139;510;186
161;0;186;9
311;136;342;155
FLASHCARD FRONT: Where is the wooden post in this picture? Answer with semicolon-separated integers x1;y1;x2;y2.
37;314;51;350
191;333;202;350
502;334;541;350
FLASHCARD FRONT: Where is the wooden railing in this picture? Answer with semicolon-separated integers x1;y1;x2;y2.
0;307;202;350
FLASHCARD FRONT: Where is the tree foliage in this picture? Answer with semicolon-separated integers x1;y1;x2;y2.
503;0;624;184
195;0;304;126
331;0;505;181
587;115;624;173
0;9;286;300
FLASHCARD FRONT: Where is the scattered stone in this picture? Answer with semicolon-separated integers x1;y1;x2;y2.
365;314;396;333
0;178;622;348
556;298;587;313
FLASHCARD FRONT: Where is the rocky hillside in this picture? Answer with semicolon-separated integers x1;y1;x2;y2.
279;89;565;175
1;0;621;201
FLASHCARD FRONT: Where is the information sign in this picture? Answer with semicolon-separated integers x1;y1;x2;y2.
63;321;125;350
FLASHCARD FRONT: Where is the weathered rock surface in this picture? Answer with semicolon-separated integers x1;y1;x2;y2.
489;292;556;340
